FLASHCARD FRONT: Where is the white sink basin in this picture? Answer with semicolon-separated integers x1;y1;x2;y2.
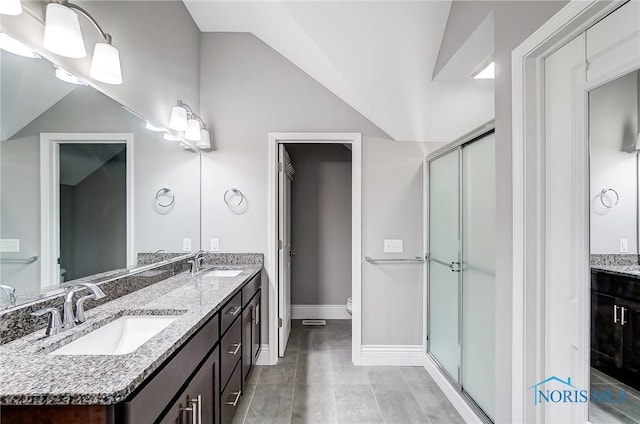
205;270;242;277
51;315;177;356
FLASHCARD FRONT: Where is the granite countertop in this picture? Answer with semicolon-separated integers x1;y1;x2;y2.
591;264;640;279
0;264;261;406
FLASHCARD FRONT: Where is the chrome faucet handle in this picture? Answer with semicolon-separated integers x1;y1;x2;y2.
0;283;16;307
187;260;197;275
31;307;63;336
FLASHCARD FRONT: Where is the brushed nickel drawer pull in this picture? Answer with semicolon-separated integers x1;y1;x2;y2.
226;306;241;316
226;343;241;355
226;391;242;407
180;396;200;424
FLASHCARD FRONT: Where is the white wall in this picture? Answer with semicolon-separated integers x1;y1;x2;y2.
590;71;639;254
287;144;352;306
0;87;200;295
200;33;442;345
0;0;201;131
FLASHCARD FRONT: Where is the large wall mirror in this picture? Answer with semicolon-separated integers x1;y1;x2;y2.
0;47;201;309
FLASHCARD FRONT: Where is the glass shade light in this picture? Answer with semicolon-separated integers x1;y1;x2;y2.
197;128;211;149
0;0;22;16
55;67;85;85
90;42;122;85
169;105;188;131
43;3;86;58
184;118;201;141
0;33;38;58
472;61;495;80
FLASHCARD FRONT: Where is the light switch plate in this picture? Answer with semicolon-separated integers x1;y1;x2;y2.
620;239;629;253
210;238;219;252
183;238;192;252
384;239;403;253
0;239;19;253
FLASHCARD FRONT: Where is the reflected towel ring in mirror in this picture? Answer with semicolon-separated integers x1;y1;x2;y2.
600;188;619;208
155;188;175;208
224;188;245;209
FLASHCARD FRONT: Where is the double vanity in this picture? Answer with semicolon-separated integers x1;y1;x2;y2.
0;254;262;424
591;262;640;391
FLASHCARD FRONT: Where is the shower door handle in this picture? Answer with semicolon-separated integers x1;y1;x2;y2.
450;262;461;272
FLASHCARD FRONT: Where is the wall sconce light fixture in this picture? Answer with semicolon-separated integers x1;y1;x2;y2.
43;0;122;85
168;100;211;149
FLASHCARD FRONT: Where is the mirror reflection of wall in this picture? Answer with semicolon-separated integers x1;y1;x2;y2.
589;69;640;424
0;49;201;308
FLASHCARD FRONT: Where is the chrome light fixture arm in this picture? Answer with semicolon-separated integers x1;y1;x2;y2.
51;0;113;45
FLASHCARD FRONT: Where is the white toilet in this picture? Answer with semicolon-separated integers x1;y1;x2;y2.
346;297;352;315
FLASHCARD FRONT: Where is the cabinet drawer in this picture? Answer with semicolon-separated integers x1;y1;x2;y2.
119;314;219;424
220;362;242;424
242;274;260;307
220;318;241;390
220;292;242;335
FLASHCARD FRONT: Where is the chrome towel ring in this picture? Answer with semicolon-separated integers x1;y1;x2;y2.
600;188;619;208
155;188;175;208
224;188;245;208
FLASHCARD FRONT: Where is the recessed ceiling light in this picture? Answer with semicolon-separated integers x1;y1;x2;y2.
472;61;495;80
54;67;86;85
0;33;39;58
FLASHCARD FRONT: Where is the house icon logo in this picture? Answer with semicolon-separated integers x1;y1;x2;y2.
528;376;583;406
527;376;628;406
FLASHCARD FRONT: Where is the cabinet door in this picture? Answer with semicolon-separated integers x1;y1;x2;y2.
591;292;623;370
621;298;640;389
242;299;253;384
252;291;261;363
160;346;220;424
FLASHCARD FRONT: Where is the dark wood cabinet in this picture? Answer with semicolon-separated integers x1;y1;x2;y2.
160;346;220;424
591;270;640;390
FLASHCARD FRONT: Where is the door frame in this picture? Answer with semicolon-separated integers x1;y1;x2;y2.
40;133;135;289
511;1;630;422
267;132;362;366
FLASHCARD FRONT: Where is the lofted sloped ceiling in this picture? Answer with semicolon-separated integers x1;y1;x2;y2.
183;0;495;143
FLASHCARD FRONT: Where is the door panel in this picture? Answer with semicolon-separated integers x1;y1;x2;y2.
278;145;292;357
461;134;495;420
428;149;460;382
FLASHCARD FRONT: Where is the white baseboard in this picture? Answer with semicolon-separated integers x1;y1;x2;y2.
291;304;351;320
424;355;482;423
359;345;426;366
255;344;273;365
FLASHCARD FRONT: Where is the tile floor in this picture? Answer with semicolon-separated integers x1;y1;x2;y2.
233;320;464;424
590;368;640;424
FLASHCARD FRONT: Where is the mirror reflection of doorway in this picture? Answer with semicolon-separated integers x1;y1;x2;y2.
58;143;127;282
589;69;640;424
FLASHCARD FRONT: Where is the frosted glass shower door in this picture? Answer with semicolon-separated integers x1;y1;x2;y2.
428;149;461;382
461;134;495;420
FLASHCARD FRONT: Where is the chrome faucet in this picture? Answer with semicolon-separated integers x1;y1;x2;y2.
62;283;105;329
188;250;207;275
0;283;16;308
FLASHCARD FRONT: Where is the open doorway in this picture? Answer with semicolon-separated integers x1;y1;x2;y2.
40;133;134;288
267;133;362;365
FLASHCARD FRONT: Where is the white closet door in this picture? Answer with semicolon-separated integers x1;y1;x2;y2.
278;145;292;357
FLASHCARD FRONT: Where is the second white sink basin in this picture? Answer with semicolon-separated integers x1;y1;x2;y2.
205;270;242;277
51;315;177;356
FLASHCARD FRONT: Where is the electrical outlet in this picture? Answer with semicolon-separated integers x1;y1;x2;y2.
384;239;403;253
210;238;219;252
0;239;19;253
620;239;629;253
183;238;192;252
